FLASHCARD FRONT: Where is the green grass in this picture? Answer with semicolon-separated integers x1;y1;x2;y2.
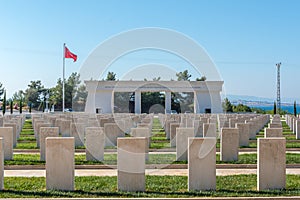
0;175;299;198
15;142;38;149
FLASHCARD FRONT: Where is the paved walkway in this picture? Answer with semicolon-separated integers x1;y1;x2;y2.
4;168;300;177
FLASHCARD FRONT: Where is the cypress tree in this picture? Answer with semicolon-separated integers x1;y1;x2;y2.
294;101;297;117
2;91;6;115
273;101;277;115
10;101;13;114
19;98;22;114
29;103;32;113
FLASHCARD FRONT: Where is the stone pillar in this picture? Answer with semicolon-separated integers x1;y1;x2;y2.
188;137;216;191
0;138;3;190
0;127;13;160
257;138;286;191
46;137;74;191
40;127;59;161
235;123;249;147
0;117;3;127
170;123;180;147
264;128;283;138
117;137;146;192
165;91;171;114
85;127;105;161
203;123;217;138
135;91;141;114
176;127;194;161
220;128;239;161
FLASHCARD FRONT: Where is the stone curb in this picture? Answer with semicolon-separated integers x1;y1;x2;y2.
4;164;300;170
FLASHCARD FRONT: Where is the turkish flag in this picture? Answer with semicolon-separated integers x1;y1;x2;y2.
64;46;77;62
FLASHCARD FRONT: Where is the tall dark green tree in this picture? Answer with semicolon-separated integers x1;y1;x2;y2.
141;92;164;113
2;91;6;115
222;98;233;113
10;100;13;114
294;101;297;117
175;70;193;113
49;72;85;111
19;97;23;114
24;80;44;109
273;101;277;115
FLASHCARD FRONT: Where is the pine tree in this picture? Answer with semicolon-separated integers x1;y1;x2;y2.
273;101;277;115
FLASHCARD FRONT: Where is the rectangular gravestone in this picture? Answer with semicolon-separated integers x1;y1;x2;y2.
257;138;286;191
296;120;300;140
85;127;105;161
268;123;282;128
193;120;203;137
220;128;239;161
131;127;150;161
40;127;59;161
203;123;217;138
117;137;146;192
3;123;17;148
170;123;180;147
36;123;52;148
165;120;177;139
0;138;3;190
264;128;283;138
61;120;72;137
70;123;85;147
46;137;74;191
246;121;256;139
176;127;194;161
235;123;249;147
188;137;216;191
104;123;124;147
0;127;13;160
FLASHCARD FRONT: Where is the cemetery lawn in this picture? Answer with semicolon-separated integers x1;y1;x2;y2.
0;175;299;198
5;153;300;165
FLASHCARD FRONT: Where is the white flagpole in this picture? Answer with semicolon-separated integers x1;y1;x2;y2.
62;43;66;112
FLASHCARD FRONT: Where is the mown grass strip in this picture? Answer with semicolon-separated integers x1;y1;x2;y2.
1;175;299;198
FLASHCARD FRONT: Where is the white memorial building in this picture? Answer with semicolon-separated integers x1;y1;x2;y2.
84;80;223;114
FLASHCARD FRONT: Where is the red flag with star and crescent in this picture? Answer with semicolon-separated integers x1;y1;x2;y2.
64;46;77;62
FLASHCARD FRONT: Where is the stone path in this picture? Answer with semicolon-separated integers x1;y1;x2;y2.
4;168;300;177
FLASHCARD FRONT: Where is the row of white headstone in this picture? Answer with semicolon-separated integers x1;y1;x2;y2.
286;114;300;139
0;134;281;192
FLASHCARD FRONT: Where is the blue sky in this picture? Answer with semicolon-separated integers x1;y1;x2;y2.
0;0;300;102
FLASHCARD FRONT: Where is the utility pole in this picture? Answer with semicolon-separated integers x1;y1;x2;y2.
276;62;281;114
